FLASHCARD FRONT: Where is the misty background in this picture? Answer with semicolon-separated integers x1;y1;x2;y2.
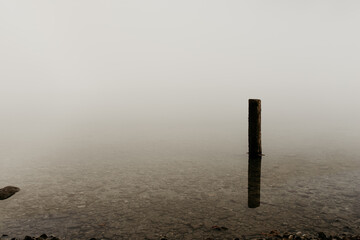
1;1;360;166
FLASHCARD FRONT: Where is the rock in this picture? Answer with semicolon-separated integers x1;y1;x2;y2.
0;186;20;200
211;225;228;231
318;232;327;240
1;234;10;240
39;234;47;239
23;236;33;240
211;226;222;231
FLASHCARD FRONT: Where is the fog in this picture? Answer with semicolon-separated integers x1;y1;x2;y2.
1;1;360;164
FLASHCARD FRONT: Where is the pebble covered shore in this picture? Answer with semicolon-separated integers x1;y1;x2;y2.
1;231;360;240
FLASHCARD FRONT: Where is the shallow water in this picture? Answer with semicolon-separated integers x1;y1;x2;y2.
1;143;360;240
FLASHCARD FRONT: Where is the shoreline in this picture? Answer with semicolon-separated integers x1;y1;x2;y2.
1;231;360;240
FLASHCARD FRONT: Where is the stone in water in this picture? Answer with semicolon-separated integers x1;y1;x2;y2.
0;186;20;200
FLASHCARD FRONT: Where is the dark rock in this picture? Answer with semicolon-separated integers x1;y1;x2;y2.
211;225;228;231
24;236;33;240
211;226;222;231
0;186;20;200
39;234;47;239
318;232;327;240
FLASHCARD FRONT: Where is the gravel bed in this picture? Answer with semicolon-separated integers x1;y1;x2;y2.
1;230;360;240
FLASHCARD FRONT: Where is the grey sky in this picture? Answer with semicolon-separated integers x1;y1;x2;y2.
1;1;359;156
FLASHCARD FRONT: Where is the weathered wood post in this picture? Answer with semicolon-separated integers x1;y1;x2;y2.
248;99;261;156
248;99;262;208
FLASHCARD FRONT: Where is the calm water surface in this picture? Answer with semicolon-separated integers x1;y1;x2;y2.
1;143;360;239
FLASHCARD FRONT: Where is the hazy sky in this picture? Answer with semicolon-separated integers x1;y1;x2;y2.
1;1;360;157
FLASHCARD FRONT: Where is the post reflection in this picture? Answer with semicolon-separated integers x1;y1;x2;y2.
248;155;262;208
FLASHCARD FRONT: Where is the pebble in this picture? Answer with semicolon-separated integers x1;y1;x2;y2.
318;232;327;239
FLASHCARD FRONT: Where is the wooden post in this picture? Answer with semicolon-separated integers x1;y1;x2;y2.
248;99;262;156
